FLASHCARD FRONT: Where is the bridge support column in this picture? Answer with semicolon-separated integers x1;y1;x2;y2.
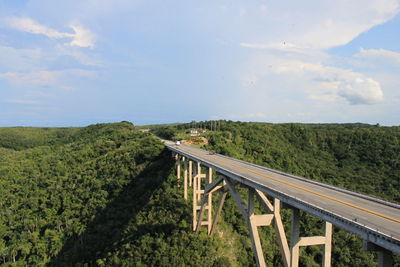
290;208;300;267
206;167;213;234
323;222;332;267
194;166;213;234
176;155;181;186
183;159;188;199
192;162;200;231
188;160;193;187
290;208;332;267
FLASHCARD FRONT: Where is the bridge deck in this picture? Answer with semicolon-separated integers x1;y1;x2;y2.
165;141;400;254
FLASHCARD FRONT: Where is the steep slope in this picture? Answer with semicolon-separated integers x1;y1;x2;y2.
0;122;229;266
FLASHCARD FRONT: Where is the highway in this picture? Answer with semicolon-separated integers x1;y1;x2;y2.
165;141;400;254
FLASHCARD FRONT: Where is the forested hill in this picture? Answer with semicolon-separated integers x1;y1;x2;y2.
0;122;228;266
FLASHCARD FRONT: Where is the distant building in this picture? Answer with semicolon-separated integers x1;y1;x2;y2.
190;130;199;136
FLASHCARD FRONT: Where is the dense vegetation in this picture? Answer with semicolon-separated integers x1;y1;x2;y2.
0;122;228;266
1;121;399;266
0;127;80;150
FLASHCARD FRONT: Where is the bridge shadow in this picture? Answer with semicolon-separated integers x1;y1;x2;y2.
49;149;178;266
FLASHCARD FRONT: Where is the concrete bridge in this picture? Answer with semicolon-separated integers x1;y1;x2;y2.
165;141;400;267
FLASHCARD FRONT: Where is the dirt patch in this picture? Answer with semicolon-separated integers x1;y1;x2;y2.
183;136;208;145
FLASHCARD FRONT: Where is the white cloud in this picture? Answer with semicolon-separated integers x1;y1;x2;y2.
337;77;383;105
5;17;70;39
69;24;96;48
4;17;95;48
240;0;400;50
240;42;301;52
241;58;384;105
279;62;384;105
236;1;399;108
353;48;400;67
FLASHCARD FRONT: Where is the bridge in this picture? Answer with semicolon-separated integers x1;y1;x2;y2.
165;141;400;267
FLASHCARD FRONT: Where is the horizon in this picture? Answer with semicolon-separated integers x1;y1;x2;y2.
0;119;397;128
1;1;400;127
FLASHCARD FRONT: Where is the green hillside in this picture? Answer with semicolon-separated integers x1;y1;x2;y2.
0;122;228;266
0;121;399;266
0;127;79;150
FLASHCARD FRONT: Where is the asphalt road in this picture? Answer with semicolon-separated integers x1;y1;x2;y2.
165;141;400;247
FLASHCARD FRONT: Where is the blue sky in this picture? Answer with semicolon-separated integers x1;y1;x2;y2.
0;0;399;126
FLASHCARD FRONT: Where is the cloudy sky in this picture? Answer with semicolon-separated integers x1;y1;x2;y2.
0;0;399;126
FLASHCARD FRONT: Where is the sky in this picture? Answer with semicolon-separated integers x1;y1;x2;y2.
0;0;399;126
